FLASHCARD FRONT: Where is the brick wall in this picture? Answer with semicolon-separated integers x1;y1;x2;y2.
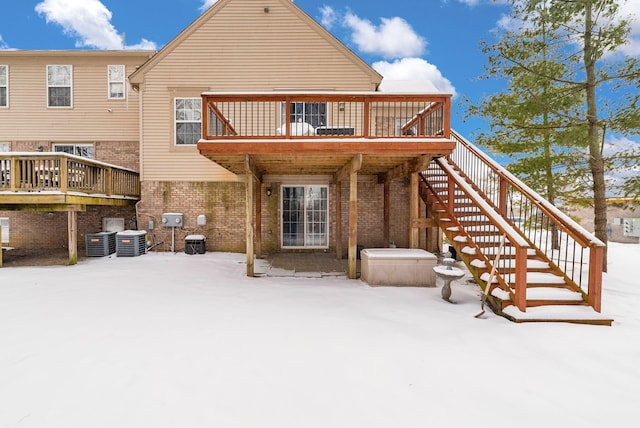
9;140;139;171
137;178;421;255
0;206;136;249
138;181;248;253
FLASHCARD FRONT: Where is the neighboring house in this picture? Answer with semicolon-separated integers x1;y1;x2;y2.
0;50;153;256
569;199;640;244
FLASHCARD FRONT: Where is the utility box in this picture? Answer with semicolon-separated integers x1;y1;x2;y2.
161;213;183;228
85;231;117;257
185;234;206;255
116;230;147;257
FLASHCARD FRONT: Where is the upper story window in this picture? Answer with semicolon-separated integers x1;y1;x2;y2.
0;65;7;108
175;98;202;145
108;65;126;100
47;65;72;107
0;143;9;152
53;143;94;159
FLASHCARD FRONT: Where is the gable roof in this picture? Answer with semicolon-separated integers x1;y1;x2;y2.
129;0;382;87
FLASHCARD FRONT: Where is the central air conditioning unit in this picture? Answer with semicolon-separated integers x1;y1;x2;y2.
116;230;147;257
85;231;117;257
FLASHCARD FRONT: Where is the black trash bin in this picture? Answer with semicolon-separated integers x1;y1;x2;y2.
185;234;206;255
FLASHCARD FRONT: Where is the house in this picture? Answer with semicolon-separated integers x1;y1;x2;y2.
0;0;610;323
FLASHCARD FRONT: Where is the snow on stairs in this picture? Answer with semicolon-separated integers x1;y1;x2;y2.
420;165;612;326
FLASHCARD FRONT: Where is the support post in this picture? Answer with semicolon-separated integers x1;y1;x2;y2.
246;175;255;277
409;173;419;248
348;171;358;279
335;182;342;259
515;246;528;312
68;210;78;265
588;245;603;312
255;179;262;259
383;180;390;247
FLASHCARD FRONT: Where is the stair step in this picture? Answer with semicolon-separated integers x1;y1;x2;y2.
501;305;613;325
501;272;567;285
470;258;487;269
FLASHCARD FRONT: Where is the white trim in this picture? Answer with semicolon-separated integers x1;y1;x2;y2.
46;64;73;108
174;97;202;145
0;65;8;108
52;143;94;159
107;64;126;100
0;217;8;244
281;185;329;249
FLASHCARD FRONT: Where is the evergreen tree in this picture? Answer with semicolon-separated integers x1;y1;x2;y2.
470;0;640;270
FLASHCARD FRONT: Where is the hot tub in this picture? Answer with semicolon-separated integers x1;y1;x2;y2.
360;248;437;287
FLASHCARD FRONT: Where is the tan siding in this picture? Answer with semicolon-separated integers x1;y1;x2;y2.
0;53;150;142
140;0;379;182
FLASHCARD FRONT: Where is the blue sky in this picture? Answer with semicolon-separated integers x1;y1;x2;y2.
0;0;639;147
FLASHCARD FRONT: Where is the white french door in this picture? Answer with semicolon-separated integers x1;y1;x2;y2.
281;185;329;248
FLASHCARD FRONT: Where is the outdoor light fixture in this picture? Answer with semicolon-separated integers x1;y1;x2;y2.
266;187;272;197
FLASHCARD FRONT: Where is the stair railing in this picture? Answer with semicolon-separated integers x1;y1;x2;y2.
432;159;530;311
448;130;605;311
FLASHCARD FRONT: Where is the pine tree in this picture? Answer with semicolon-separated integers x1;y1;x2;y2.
470;0;640;271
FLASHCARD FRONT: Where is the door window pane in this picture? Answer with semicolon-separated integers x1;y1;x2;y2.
282;185;328;248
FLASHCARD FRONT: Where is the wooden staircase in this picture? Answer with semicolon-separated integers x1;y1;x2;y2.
420;131;612;325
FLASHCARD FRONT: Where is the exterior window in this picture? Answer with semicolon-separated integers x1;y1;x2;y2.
283;102;327;127
108;65;125;99
47;65;72;107
0;218;8;244
53;144;94;159
0;142;9;152
175;98;202;145
0;65;7;107
282;185;329;248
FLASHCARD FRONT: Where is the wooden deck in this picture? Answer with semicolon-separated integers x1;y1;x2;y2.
0;153;140;266
197;92;456;278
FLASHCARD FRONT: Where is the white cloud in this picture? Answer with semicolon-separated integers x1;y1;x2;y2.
200;0;219;12
343;13;426;59
320;6;337;29
373;58;457;97
617;0;640;57
0;35;10;50
35;0;157;50
496;0;640;57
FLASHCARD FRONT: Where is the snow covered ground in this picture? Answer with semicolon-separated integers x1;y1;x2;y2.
1;242;639;428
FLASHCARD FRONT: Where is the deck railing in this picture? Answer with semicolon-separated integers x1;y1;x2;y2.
447;130;605;311
201;92;451;140
0;153;140;198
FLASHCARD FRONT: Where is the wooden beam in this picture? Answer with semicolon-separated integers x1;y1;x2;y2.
333;154;363;184
0;204;87;212
245;174;255;277
68;210;78;265
411;218;436;228
335;182;342;259
348;170;358;279
198;140;456;156
409;173;419;248
244;154;262;183
382;155;433;182
255;178;262;259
